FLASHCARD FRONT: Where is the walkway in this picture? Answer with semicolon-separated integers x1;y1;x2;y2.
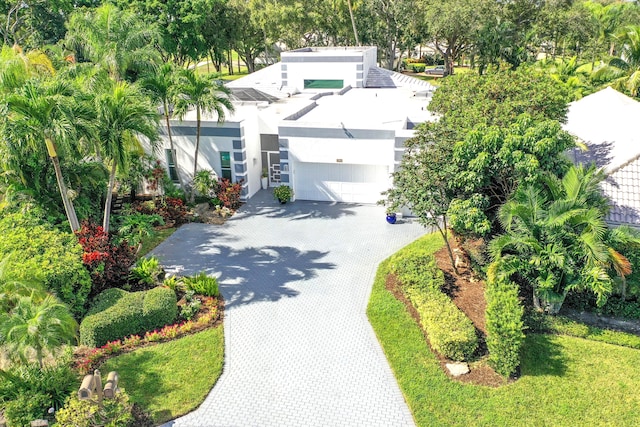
155;191;425;426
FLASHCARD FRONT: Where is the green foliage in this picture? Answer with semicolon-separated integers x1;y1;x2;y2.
411;64;426;73
179;290;201;321
273;185;294;203
405;285;478;361
485;277;525;377
0;213;91;317
3;392;51;427
392;250;478;361
55;388;134;427
79;287;177;348
0;361;76;410
116;213;164;251
447;195;491;237
129;256;164;288
192;169;218;198
183;272;219;297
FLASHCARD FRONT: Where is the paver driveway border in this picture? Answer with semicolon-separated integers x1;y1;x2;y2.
156;191;425;426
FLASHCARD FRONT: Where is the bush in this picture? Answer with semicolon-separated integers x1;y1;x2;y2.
79;287;177;347
485;278;525;377
129;256;164;288
0;362;76;410
55;388;134;427
411;64;426;73
76;222;136;298
406;287;478;361
216;178;243;210
3;392;51;427
183;272;219;297
389;250;442;290
0;213;91;317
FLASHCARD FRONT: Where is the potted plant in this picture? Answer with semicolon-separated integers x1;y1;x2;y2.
261;168;269;190
386;211;397;224
273;185;294;204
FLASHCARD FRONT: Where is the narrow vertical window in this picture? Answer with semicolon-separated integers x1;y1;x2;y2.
220;151;232;180
165;149;179;182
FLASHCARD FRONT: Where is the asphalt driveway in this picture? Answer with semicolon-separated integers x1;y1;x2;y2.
155;190;425;426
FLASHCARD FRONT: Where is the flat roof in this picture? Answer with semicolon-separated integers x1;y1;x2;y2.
293;87;435;130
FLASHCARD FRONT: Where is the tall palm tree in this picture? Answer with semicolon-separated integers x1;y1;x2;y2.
64;3;159;82
141;63;185;189
489;165;630;313
1;78;92;231
0;292;77;368
93;79;160;232
593;25;640;97
173;69;234;203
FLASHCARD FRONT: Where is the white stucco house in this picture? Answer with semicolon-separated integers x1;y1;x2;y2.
155;46;435;204
564;87;640;226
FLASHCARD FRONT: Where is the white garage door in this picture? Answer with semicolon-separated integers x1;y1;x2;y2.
294;162;390;203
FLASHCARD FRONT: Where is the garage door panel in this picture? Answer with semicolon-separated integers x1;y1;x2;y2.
294;163;390;203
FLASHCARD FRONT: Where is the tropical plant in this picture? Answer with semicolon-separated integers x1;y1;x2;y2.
0;292;77;368
173;69;234;203
182;272;219;297
116;213;164;254
593;25;640;97
489;165;632;313
129;256;164;287
1;77;92;231
273;184;294;203
93;78;160;232
193;169;219;199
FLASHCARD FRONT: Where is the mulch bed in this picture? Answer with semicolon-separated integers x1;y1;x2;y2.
385;239;506;387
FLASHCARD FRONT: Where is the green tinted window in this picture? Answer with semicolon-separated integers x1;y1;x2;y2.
220;152;231;168
303;79;344;89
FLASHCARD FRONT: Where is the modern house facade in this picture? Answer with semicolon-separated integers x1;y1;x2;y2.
154;46;435;204
564;87;640;226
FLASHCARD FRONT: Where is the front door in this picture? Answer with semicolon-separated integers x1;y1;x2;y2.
267;151;280;186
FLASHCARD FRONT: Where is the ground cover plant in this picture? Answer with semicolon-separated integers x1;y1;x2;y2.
368;232;640;426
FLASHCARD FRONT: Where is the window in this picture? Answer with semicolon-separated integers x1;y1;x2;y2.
220;151;232;180
303;79;344;89
165;149;179;182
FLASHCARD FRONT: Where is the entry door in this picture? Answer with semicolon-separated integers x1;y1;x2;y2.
267;151;281;186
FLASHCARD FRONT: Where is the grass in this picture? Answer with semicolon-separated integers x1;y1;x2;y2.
138;227;177;259
101;326;224;424
367;232;640;426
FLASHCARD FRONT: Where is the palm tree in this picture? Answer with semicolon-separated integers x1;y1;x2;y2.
93;79;160;232
0;44;55;93
173;69;234;203
65;3;159;82
1;78;92;231
593;25;640;97
0;292;77;368
141;63;185;190
489;165;630;313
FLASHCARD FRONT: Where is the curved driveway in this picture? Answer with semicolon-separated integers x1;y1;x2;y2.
156;191;424;427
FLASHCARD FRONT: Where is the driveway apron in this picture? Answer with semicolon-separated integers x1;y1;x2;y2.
156;191;425;426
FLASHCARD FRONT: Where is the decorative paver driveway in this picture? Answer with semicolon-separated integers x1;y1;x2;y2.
156;191;425;427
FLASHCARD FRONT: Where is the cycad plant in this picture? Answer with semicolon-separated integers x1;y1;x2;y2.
489;165;633;313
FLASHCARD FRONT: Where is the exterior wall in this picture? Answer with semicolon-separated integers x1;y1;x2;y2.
280;47;376;91
241;106;261;198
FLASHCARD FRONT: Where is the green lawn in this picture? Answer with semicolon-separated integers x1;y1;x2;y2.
368;233;640;426
101;326;224;424
138;227;177;259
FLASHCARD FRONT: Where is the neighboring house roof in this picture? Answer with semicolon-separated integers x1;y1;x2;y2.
563;87;640;225
365;66;433;91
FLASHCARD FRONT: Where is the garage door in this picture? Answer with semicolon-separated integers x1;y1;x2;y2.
294;162;391;203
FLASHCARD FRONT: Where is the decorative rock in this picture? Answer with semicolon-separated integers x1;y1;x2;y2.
446;362;470;376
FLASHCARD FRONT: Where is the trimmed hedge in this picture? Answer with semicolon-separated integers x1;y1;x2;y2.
0;213;91;317
392;250;478;361
485;277;525;377
80;287;177;347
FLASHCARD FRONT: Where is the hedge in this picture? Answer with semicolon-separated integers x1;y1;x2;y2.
80;287;177;347
485;277;525;377
393;251;478;361
0;213;91;317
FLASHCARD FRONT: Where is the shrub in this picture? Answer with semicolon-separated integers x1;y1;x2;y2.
129;256;164;288
485;278;525;377
406;287;478;361
55;388;134;427
3;392;51;427
216;178;243;209
79;287;177;347
389;250;442;290
183;272;219;297
0;213;91;317
411;64;426;73
76;222;136;298
0;362;76;411
179;290;202;320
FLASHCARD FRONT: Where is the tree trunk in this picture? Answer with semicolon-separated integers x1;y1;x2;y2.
47;139;80;232
190;108;202;203
165;100;185;191
102;160;117;233
347;0;360;46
